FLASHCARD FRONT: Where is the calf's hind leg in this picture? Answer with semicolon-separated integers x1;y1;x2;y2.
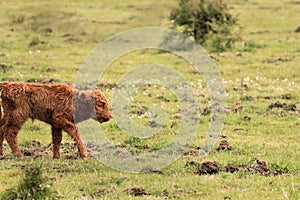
0;118;7;156
0;127;4;156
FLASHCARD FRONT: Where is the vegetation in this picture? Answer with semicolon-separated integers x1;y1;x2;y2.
170;0;239;52
1;164;57;200
0;0;299;199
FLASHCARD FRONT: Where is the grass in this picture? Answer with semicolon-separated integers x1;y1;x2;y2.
0;0;300;199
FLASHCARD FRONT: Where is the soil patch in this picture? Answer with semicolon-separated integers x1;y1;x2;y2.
29;38;46;47
183;149;199;156
64;37;82;43
268;102;298;111
281;94;292;100
26;78;58;84
162;189;169;197
186;161;201;168
92;187;116;197
124;187;149;196
265;56;294;63
97;82;118;89
1;141;81;159
203;102;242;116
64;153;79;160
129;105;148;115
225;159;290;176
267;101;299;116
264;93;292;100
0;63;13;72
249;30;270;35
268;101;287;109
216;140;232;151
187;159;290;176
21;146;51;158
11;163;26;169
186;161;221;175
290;1;300;5
243;116;252;122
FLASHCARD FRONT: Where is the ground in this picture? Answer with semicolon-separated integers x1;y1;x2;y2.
0;0;299;199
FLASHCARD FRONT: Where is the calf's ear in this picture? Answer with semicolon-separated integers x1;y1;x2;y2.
94;90;107;107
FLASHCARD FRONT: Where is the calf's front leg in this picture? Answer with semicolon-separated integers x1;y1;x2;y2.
52;127;63;159
4;125;22;157
62;121;87;159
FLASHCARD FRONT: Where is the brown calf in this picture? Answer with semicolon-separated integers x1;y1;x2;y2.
0;82;111;159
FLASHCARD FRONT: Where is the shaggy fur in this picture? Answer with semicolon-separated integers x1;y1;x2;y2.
0;82;111;159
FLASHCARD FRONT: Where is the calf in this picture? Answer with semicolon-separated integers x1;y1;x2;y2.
0;82;111;159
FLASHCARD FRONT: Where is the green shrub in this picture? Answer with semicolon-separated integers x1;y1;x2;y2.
170;0;240;52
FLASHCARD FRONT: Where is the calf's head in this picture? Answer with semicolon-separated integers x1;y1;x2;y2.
93;90;112;123
73;90;112;123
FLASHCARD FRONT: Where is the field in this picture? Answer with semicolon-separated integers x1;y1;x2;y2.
0;0;300;199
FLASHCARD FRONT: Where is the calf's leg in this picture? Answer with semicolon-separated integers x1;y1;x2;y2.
2;113;26;158
63;122;87;159
0;119;7;156
0;128;4;156
52;127;63;159
4;125;22;157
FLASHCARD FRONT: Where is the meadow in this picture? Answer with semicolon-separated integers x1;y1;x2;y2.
0;0;299;199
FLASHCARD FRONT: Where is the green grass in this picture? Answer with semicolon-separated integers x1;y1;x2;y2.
0;0;300;199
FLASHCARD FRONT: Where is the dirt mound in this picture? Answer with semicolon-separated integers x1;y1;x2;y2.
97;82;118;89
124;187;149;196
186;160;221;174
85;141;101;152
267;101;297;111
26;78;58;84
187;159;289;176
203;102;242;116
20;141;51;158
0;63;13;72
225;163;242;173
281;94;292;100
216;140;232;151
243;116;252;122
253;159;272;175
28;37;46;47
268;101;286;109
264;93;292;100
30;140;42;147
267;101;298;116
186;161;201;168
225;159;289;176
265;56;294;63
225;160;269;175
198;161;220;174
183;149;199;156
92;187;116;197
186;161;221;175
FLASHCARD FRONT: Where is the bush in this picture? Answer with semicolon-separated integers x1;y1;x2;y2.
170;0;240;52
1;164;57;200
